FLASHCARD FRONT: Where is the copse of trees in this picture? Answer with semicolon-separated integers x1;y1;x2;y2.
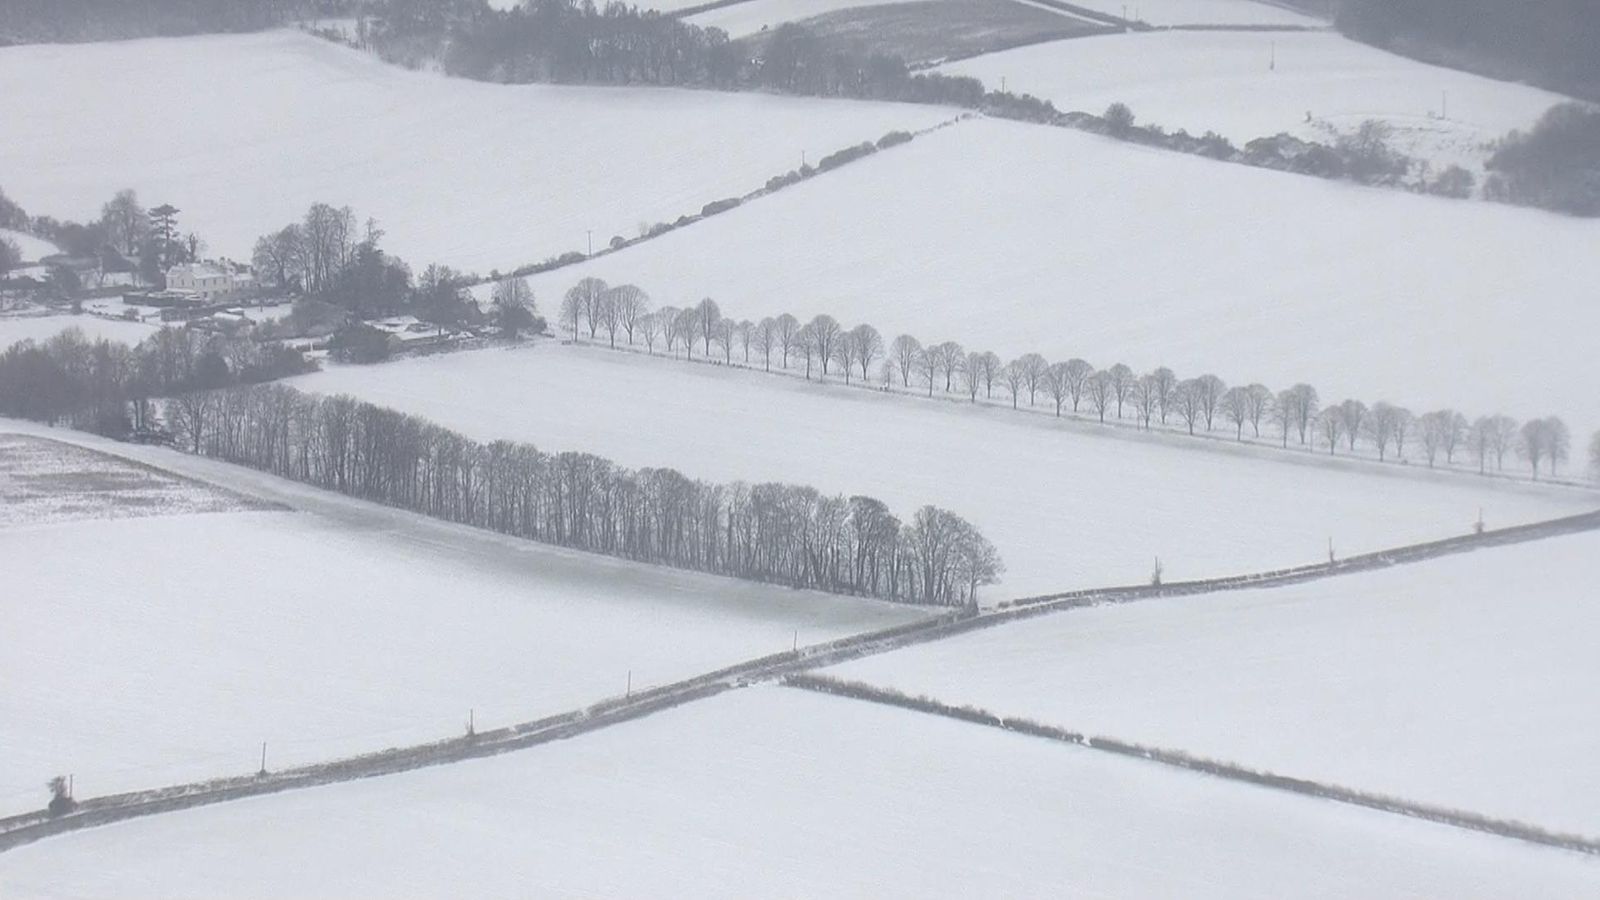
0;327;314;435
549;277;1585;483
166;383;1001;605
1486;103;1600;216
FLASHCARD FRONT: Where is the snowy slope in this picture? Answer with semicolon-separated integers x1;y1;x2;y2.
0;423;922;816
0;315;157;348
833;528;1600;835
687;0;931;37
0;31;950;273
0;229;57;264
5;688;1598;899
1075;0;1321;25
291;343;1590;598
941;31;1565;170
521;117;1600;439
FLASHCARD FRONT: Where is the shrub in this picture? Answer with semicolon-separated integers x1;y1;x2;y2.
876;130;913;149
330;324;392;364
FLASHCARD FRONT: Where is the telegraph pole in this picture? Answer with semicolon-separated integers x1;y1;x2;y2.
258;742;268;777
586;230;593;256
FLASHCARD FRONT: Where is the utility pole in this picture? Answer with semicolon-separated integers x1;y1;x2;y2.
1441;90;1448;119
586;230;593;256
626;670;632;698
467;708;475;737
1000;75;1007;93
1270;41;1276;72
1327;537;1335;564
258;742;268;777
792;629;799;652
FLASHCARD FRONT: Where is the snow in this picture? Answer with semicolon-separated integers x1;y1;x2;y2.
5;688;1598;899
290;342;1590;598
1073;0;1322;25
832;528;1600;836
0;314;158;348
941;30;1566;169
520;117;1600;439
0;30;950;274
687;0;930;38
0;229;57;264
0;435;264;527
0;422;923;816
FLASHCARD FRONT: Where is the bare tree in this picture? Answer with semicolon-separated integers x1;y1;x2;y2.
915;346;939;397
696;297;721;356
1174;379;1205;435
850;324;882;382
1151;366;1178;424
1317;406;1344;454
1086;370;1113;423
1222;386;1251;439
933;341;964;391
1194;374;1226;431
796;323;818;378
1364;402;1400;460
1015;353;1048;406
1275;383;1318;446
775;313;801;369
973;351;1002;399
736;319;754;364
754;318;777;370
610;284;649;345
1107;363;1134;419
639;311;662;354
1000;362;1024;409
672;306;700;359
713;317;735;363
595;291;620;347
100;188;148;257
807;315;842;376
890;334;922;387
1441;410;1468;464
1063;358;1093;412
1243;383;1272;438
1391;406;1414;460
1043;361;1071;416
558;291;583;340
1132;374;1159;429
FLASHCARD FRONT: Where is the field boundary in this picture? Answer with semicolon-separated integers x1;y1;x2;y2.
783;674;1600;857
3;498;1596;852
544;340;1600;496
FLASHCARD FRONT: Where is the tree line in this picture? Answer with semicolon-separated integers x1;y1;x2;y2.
160;382;1002;606
0;326;312;435
0;0;347;45
550;277;1593;483
0;185;207;290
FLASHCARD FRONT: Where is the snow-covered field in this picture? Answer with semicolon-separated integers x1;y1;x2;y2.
1077;0;1321;25
833;528;1600;835
0;30;950;273
687;0;930;37
291;343;1589;598
0;435;265;527
0;229;57;263
0;314;157;348
522;117;1600;439
942;30;1565;169
5;687;1598;899
0;422;922;816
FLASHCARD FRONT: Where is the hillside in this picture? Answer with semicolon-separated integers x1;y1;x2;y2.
6;688;1599;898
521;116;1600;439
833;527;1600;835
290;343;1588;597
0;30;950;273
0;424;920;816
941;30;1567;170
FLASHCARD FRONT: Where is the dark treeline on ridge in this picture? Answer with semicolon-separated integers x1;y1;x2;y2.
1337;0;1600;101
0;0;345;44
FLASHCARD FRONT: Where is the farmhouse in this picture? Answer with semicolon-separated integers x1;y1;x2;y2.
165;261;253;303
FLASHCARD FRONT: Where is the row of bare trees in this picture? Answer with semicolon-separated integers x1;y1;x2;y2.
552;279;1586;482
165;383;1002;606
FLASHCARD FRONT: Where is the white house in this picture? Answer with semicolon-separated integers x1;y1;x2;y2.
165;262;254;303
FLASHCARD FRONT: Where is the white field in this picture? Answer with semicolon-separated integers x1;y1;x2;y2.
687;0;928;37
291;343;1589;598
0;422;922;816
1076;0;1321;25
5;688;1598;899
0;314;158;348
0;31;950;273
834;528;1600;836
521;117;1600;439
0;229;57;263
942;31;1566;169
